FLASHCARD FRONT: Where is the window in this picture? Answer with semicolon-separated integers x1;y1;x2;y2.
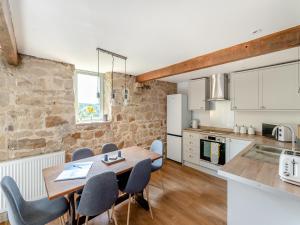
75;70;104;123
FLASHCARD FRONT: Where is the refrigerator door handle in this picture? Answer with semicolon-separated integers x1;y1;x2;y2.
167;133;182;138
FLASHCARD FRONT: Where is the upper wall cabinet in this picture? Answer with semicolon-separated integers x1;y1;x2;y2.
260;63;300;110
231;70;259;110
188;78;209;110
231;62;300;111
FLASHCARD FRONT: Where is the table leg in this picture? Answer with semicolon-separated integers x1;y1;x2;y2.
67;193;76;225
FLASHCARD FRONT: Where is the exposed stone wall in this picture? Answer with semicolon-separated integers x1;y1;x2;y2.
0;52;177;161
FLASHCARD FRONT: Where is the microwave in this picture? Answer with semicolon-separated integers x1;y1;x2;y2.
200;135;226;165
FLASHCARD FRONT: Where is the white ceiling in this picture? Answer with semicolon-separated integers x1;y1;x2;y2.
8;0;300;82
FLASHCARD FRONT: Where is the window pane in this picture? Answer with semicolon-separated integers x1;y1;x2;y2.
77;73;101;122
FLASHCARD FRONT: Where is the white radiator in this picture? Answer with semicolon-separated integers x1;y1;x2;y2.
0;151;65;213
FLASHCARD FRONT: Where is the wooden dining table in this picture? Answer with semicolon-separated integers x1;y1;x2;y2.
42;146;161;225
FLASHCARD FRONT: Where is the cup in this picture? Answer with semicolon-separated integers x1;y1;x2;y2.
104;154;108;161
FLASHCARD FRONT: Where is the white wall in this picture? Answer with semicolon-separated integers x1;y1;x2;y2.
235;111;300;132
177;81;189;95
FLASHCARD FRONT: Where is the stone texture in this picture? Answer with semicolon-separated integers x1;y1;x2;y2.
45;116;68;128
8;138;46;150
0;52;176;162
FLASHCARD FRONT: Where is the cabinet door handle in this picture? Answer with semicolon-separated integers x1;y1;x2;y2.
298;87;300;94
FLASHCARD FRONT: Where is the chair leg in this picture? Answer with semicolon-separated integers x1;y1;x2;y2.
59;216;65;225
146;186;153;219
85;216;89;225
111;204;118;225
107;209;111;222
76;214;80;225
127;194;132;225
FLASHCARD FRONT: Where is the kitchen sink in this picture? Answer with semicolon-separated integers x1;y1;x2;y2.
242;144;284;164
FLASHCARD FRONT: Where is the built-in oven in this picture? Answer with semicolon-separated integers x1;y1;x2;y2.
200;135;226;165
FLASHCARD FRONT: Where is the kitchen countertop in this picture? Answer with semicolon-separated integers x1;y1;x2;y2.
183;127;300;198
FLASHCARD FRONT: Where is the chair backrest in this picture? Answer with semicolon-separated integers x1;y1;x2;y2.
124;158;152;194
77;172;119;217
1;176;26;225
102;143;118;154
150;140;163;166
72;148;94;161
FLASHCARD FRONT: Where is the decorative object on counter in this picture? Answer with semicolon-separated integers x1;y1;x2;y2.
101;154;125;165
240;125;247;134
248;125;255;135
233;124;240;133
191;119;199;129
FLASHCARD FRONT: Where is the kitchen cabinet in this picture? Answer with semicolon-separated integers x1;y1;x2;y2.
231;62;300;111
231;70;260;110
260;62;300;110
226;138;251;161
188;78;209;110
183;131;200;165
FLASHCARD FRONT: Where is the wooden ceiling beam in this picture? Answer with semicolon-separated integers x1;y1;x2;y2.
0;0;19;65
136;25;300;82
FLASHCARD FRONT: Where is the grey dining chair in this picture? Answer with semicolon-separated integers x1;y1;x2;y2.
1;176;68;225
71;148;95;196
119;158;153;225
76;172;119;225
150;140;164;190
72;148;94;161
102;143;118;154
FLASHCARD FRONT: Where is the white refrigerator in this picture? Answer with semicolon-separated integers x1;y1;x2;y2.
166;94;191;163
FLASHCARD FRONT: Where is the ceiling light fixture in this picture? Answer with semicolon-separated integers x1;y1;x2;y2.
123;59;129;106
96;47;128;106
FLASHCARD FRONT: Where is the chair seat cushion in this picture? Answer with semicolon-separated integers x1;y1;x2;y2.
21;197;68;225
151;159;162;172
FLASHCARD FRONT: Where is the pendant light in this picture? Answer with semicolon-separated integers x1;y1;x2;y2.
111;55;116;106
123;59;129;106
96;47;127;106
97;48;101;99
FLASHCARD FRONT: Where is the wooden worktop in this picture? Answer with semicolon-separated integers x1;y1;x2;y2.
183;127;300;198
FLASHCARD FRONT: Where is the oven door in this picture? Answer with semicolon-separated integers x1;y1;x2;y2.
200;139;226;165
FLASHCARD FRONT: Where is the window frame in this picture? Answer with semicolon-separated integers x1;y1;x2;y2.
74;70;104;124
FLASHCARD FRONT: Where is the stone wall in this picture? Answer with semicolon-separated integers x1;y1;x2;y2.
0;52;177;162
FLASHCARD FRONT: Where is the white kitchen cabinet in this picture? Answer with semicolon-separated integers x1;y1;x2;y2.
231;70;260;110
226;138;251;161
183;131;200;165
260;62;300;110
231;62;300;111
188;78;209;110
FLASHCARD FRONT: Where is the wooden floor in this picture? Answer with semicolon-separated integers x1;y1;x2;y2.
3;160;227;225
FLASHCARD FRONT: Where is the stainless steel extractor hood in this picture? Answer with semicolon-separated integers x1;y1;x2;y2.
208;73;229;101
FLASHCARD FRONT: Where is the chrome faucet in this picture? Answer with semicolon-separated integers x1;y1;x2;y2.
272;124;296;151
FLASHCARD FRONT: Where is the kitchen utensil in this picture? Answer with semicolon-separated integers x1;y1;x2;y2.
191;119;199;129
248;125;255;135
233;124;240;133
240;125;247;134
279;150;300;186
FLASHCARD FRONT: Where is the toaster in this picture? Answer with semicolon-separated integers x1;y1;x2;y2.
279;150;300;185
